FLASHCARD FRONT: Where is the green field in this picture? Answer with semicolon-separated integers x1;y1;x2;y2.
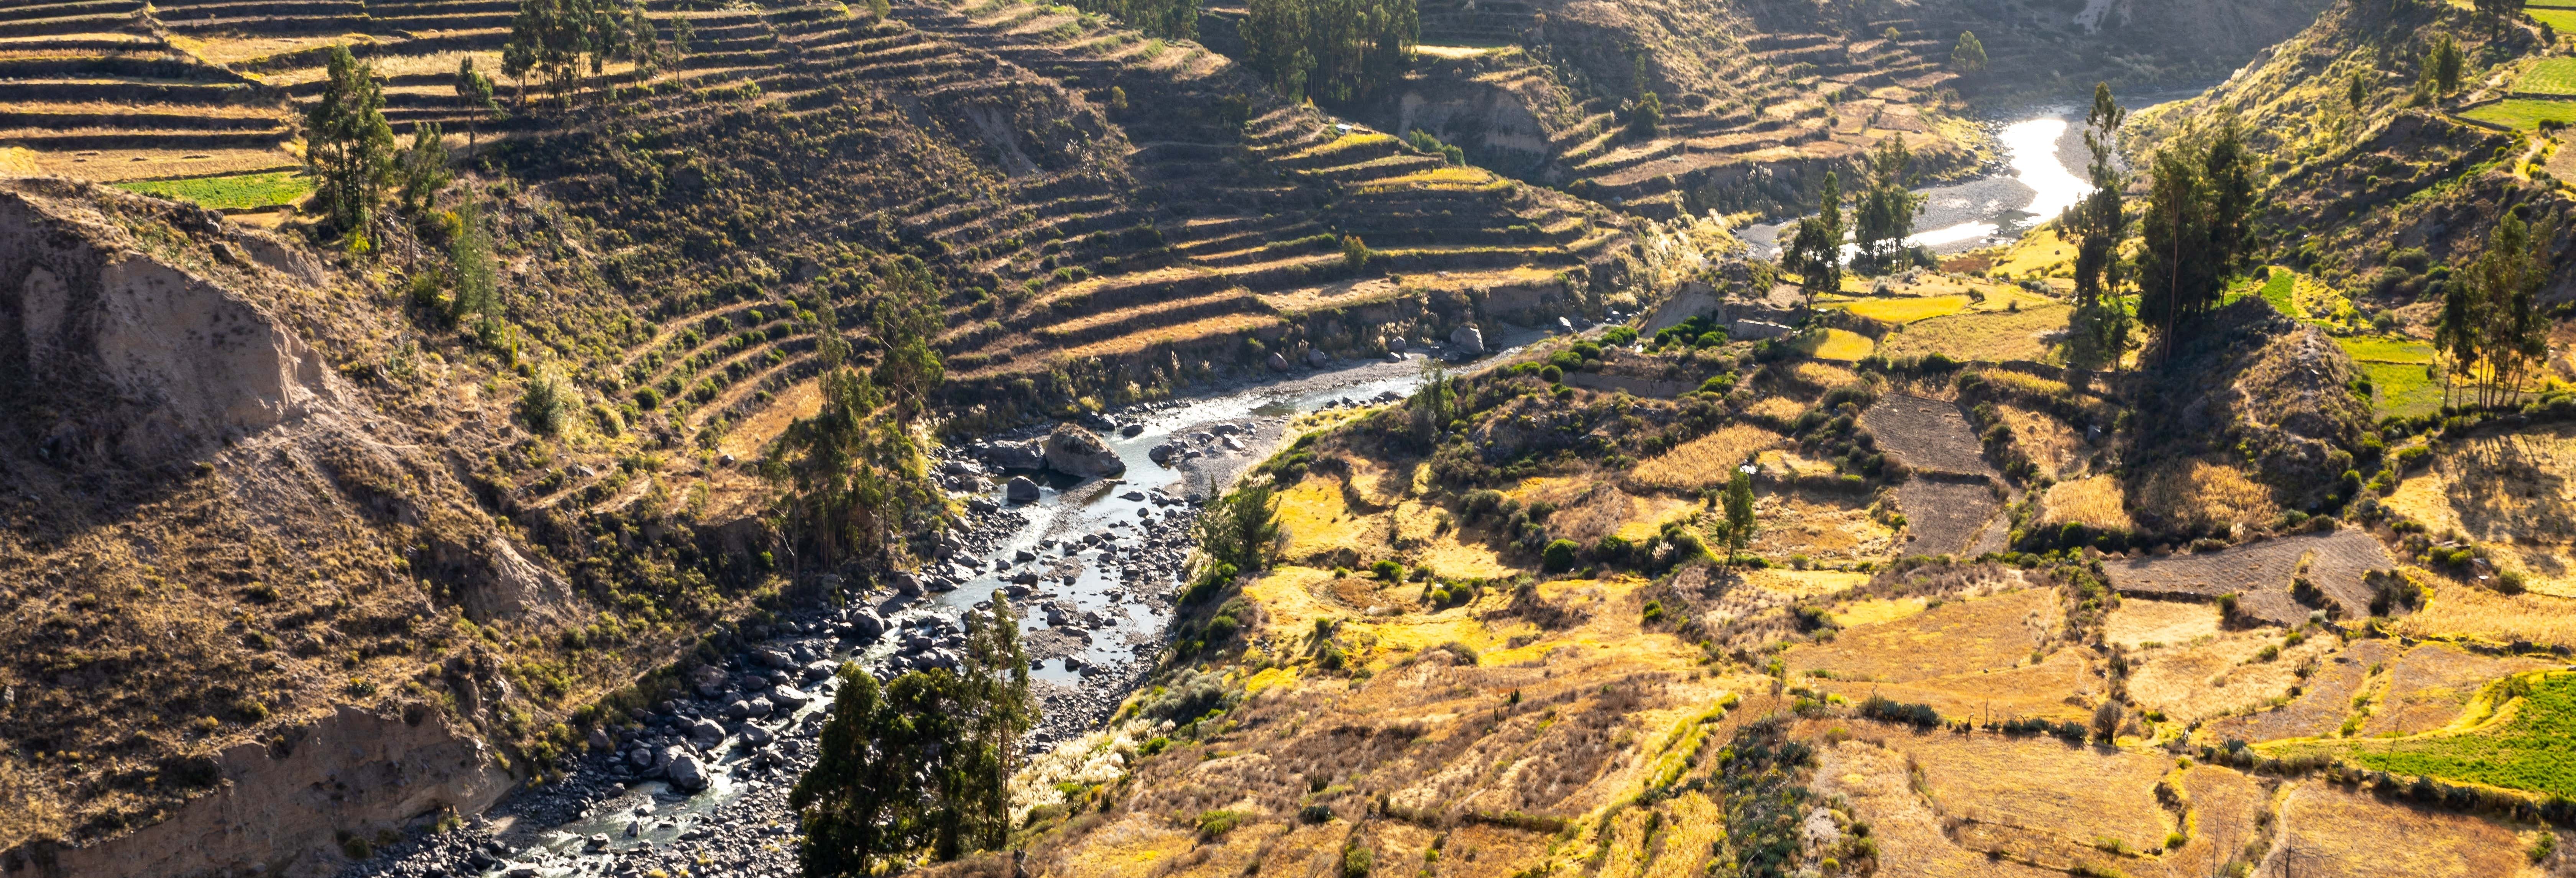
2335;335;2436;365
2257;269;2300;317
2336;672;2576;799
2521;58;2576;95
2463;98;2576;131
112;171;312;212
2360;361;2445;420
2535;8;2576;34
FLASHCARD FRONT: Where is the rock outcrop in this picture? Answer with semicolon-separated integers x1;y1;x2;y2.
1042;423;1124;477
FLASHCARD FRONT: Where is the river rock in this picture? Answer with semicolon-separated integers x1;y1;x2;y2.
665;750;708;793
1004;475;1041;503
1450;324;1485;356
1148;443;1178;465
770;686;813;708
986;440;1044;470
1265;351;1291;372
1306;349;1329;367
688;666;728;698
846;610;885;640
1043;423;1125;477
587;727;615;752
890;571;922;596
745;696;775;718
754;647;795;669
1119;423;1145;437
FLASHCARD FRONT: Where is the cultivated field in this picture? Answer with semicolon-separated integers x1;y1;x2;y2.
1862;394;1994;476
2384;424;2576;593
1785;586;2057;683
2464;98;2576;130
2102;529;2397;623
2129;456;2280;535
2124;626;2339;728
1629;424;1782;491
2039;473;2131;530
1876;304;2070;363
1872;725;2178;865
2361;642;2561;735
1895;478;2002;555
2395;579;2576;650
2269;782;2541;878
1809;738;2067;878
2102;597;2223;648
2205;637;2394;742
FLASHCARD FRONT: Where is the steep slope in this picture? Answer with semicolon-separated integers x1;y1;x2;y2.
2127;0;2566;312
0;178;764;872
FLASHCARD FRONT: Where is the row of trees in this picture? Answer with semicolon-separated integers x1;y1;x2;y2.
1069;0;1195;41
2438;210;2558;409
1777;136;1927;294
765;257;951;570
1240;0;1417;102
2062;84;2134;369
502;0;688;105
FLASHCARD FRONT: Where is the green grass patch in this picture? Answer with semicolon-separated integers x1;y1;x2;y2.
2463;98;2576;130
2335;335;2436;365
2256;270;2299;317
113;171;311;212
2359;361;2445;420
2520;58;2576;95
2336;673;2576;799
2534;8;2576;33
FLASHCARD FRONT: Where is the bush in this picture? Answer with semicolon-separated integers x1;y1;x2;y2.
521;367;571;435
1196;809;1244;838
1371;560;1403;581
1858;696;1940;727
1299;804;1334;824
1541;538;1580;572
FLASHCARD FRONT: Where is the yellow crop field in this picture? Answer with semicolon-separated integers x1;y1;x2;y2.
1839;294;1972;323
1786;586;2057;682
1811;328;1876;361
1629;424;1784;491
2124;627;2337;727
1812;739;2067;878
2102;597;2221;648
2040;474;2132;530
2269;782;2536;878
1874;727;2178;858
2394;578;2576;652
2132;457;2279;534
1876;304;2070;363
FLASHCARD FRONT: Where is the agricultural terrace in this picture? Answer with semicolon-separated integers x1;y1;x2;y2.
2464;98;2576;131
2529;0;2576;35
2272;672;2576;801
2517;57;2576;94
2384;422;2576;596
111;171;313;212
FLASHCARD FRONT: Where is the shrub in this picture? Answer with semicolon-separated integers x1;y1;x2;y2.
521;367;572;435
1858;696;1939;727
1341;841;1374;878
1371;560;1403;581
1299;804;1334;824
1196;809;1244;838
633;387;661;410
1604;326;1638;345
1541;538;1580;572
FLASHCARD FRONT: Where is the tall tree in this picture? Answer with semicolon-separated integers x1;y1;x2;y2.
2136;119;2260;347
1780;171;1843;297
503;0;661;105
792;603;1032;875
1194;481;1281;578
304;46;396;239
395;122;450;216
765;367;941;570
870;257;947;421
450;200;503;337
1851;136;1927;273
1950;31;1987;72
2348;69;2369;115
2441;210;2558;408
1720;467;1756;563
2431;34;2464;96
452;57;501;155
2062;84;2131;369
1239;0;1416;102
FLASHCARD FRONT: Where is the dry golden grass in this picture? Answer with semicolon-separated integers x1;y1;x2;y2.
1791;361;1861;389
1871;725;2177;858
1811;738;2065;878
2039;474;2132;530
1829;646;2103;724
1786;586;2058;683
1745;395;1808;423
2001;405;2089;481
1274;473;1391;565
2164;764;2266;871
2207;638;2397;743
1637;792;1726;878
2273;781;2540;878
1811;328;1876;361
2133;457;2279;534
1744;491;1896;562
1629;424;1784;492
1876;304;2070;364
1746;568;1870;599
2103;597;2222;649
2385;426;2576;595
1830;595;1930;627
2394;577;2576;651
2124;627;2335;729
1991;226;2076;279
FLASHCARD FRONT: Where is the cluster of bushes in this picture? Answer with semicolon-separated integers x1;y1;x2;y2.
1788;384;1885;482
1994;716;2089;742
1650;314;1728;350
1856;696;1940;727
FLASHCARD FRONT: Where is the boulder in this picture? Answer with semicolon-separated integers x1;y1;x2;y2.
744;696;775;718
845;610;885;640
985;440;1044;470
1147;443;1178;466
1450;324;1485;356
753;648;795;669
1265;351;1291;372
802;660;838;682
587;727;615;752
1042;424;1125;477
769;686;813;709
1305;349;1329;367
688;666;728;699
1119;423;1145;437
1004;476;1041;503
889;571;922;596
664;750;708;793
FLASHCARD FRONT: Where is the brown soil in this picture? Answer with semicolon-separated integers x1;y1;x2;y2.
2102;529;2397;624
2205;637;2396;743
1861;394;1995;478
1893;477;2001;556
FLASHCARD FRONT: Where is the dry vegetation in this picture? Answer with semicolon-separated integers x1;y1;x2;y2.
1627;424;1783;491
